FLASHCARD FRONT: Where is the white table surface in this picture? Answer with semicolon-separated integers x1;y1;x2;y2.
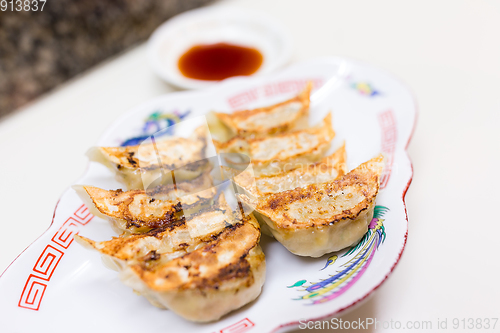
1;0;499;332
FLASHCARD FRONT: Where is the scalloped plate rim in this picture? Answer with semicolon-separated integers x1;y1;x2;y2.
0;56;416;333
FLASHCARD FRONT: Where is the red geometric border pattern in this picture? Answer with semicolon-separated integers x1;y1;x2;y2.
51;217;80;249
378;110;397;189
32;245;64;280
74;204;93;224
218;318;255;333
18;275;47;311
18;204;93;311
227;78;324;109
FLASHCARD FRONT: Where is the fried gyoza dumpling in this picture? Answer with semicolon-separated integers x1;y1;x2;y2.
74;195;240;268
214;113;335;176
75;195;265;323
224;143;346;198
214;82;312;139
87;125;209;189
73;171;216;234
239;155;384;257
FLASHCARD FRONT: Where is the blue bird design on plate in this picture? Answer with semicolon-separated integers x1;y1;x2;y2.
121;110;190;146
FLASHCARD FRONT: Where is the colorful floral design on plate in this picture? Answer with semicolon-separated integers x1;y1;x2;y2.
121;110;190;146
288;206;389;305
350;82;381;97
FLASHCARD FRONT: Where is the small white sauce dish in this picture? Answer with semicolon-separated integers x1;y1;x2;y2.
147;6;293;90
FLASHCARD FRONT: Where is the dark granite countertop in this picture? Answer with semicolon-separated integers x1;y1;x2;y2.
0;0;214;118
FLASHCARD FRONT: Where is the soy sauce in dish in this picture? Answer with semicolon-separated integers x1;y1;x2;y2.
178;43;263;81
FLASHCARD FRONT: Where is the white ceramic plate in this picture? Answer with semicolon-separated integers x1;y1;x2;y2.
147;6;293;89
0;57;415;333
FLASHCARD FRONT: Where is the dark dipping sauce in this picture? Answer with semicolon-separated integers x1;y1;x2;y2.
178;43;263;81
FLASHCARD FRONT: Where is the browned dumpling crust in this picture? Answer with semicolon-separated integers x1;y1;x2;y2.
123;215;264;322
214;113;335;176
224;143;346;198
75;195;265;322
87;125;209;189
240;155;384;257
75;195;242;263
73;171;216;234
215;82;312;139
